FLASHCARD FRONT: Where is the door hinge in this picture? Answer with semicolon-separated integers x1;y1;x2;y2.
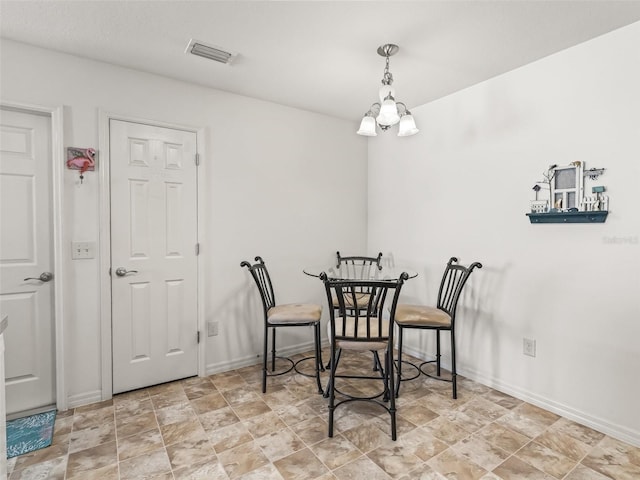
195;243;200;255
195;153;200;166
197;331;201;343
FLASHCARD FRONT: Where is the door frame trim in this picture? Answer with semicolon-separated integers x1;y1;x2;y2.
98;111;205;399
1;101;67;411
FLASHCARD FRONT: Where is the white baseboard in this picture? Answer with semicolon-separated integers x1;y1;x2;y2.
205;340;317;376
400;345;640;448
67;390;103;410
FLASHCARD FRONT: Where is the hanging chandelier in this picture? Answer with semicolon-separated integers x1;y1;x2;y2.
357;44;419;137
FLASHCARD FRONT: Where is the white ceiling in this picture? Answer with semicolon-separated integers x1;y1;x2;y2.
2;1;640;121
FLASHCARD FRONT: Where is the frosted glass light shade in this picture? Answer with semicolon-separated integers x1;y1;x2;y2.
357;116;377;136
376;97;400;126
378;84;396;103
397;113;419;136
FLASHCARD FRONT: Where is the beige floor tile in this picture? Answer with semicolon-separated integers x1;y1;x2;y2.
9;456;67;480
333;455;391;480
515;440;577;479
564;464;613;480
492;456;554;480
13;443;68;471
199;406;240;433
398;403;439;426
218;441;271;479
190;392;229;414
427;449;487;480
367;443;424;478
310;434;362;470
114;397;154;419
290;416;329;447
118;448;172;479
66;463;119;480
273;447;329;480
533;428;593;461
166;437;217;469
182;377;218;400
9;349;640;480
341;422;393;454
155;400;197;426
423;416;472;445
244;411;289;439
66;440;117;478
398;428;449;462
117;427;164;461
160;417;207;446
116;411;158;439
69;422;116;453
209;421;253;453
474;422;530;454
172;459;228;479
256;428;306;461
453;434;511;471
72;405;115;430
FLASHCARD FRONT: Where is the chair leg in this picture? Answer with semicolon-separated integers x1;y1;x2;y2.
327;347;340;437
314;323;324;394
451;329;457;399
262;325;269;393
396;326;404;398
436;330;441;376
386;349;397;441
271;327;277;372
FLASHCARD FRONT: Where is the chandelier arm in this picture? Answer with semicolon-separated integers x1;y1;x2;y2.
395;102;409;115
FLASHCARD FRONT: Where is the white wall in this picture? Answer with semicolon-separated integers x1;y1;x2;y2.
0;40;368;406
368;22;640;446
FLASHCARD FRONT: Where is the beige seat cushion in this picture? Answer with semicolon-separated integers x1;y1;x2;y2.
395;304;451;328
331;292;371;310
331;317;389;351
267;303;321;324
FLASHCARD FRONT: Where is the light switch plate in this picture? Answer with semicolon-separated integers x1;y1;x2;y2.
72;241;95;259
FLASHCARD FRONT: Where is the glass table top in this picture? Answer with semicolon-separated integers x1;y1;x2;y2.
303;264;417;281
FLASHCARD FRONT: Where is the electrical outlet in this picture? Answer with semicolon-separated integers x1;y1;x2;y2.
207;321;219;337
523;338;536;357
72;241;95;259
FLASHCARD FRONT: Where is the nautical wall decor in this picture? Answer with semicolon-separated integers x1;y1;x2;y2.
526;162;608;223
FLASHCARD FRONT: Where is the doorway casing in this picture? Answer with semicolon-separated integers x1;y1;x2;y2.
98;111;206;401
1;101;66;411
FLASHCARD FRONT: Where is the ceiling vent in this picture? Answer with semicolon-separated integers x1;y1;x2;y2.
185;39;237;65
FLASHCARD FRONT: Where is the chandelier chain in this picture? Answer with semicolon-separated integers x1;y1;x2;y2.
382;55;393;86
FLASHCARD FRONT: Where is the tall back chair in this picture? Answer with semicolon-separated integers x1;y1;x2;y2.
333;251;383;311
395;257;482;399
321;271;408;440
241;256;324;394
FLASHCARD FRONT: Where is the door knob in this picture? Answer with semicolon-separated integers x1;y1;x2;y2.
24;272;54;282
115;267;138;277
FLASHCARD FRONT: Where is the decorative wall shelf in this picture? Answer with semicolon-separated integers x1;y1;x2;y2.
526;211;608;224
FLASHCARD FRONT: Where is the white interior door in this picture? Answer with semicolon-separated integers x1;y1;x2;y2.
110;119;198;394
0;107;55;415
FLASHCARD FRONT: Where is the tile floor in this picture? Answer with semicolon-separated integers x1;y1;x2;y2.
6;349;640;479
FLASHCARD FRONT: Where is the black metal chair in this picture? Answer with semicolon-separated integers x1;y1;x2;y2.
241;256;324;395
395;257;482;399
333;251;383;311
328;252;385;370
321;271;408;441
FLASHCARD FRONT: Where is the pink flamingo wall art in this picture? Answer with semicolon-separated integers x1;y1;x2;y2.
66;147;96;183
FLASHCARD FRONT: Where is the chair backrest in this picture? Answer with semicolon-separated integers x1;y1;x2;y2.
240;256;276;315
335;251;383;287
322;272;408;343
437;257;483;322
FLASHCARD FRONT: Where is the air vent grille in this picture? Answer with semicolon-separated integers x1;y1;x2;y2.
185;39;236;65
